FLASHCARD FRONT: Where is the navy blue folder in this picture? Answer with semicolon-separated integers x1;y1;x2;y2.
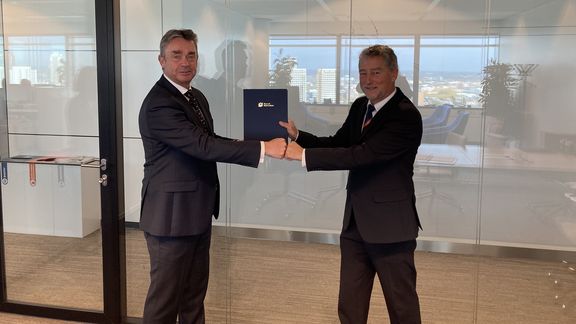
243;89;288;141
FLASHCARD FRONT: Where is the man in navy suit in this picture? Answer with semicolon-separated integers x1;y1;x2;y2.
139;29;286;323
281;45;422;324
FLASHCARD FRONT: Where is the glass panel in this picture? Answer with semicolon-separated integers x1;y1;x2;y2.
121;51;154;318
118;0;576;322
227;0;351;321
478;0;576;321
481;0;576;250
121;0;233;319
341;36;415;103
168;1;232;318
123;138;145;317
0;14;7;160
269;36;338;104
0;0;102;311
121;51;158;139
120;0;162;51
119;0;167;317
419;36;497;108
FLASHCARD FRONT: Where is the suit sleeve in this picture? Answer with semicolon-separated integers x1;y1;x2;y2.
304;106;422;171
143;102;260;167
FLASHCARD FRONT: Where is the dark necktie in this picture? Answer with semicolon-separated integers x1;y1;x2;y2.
363;104;375;129
184;89;209;131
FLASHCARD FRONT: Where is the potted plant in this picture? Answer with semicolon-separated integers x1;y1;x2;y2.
479;59;519;138
269;48;298;88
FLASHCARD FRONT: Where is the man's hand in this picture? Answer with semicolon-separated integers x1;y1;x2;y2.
279;120;298;141
264;138;287;159
285;141;303;161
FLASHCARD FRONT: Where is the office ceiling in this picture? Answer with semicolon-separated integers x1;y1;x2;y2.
222;0;560;23
0;0;562;29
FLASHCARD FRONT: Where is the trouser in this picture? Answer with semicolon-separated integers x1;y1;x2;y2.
143;230;211;324
338;217;421;324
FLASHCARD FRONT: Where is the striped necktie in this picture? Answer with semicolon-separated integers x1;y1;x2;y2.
184;89;209;131
363;104;375;129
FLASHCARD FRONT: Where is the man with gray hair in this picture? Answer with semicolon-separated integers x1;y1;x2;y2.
282;45;422;323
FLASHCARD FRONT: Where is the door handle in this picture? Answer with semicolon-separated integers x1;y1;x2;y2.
99;174;108;187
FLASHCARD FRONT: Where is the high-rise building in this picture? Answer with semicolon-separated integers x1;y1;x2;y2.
290;68;307;102
10;66;38;84
316;68;336;104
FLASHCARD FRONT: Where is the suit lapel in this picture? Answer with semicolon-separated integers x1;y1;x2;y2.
158;76;214;133
360;89;403;139
351;97;368;143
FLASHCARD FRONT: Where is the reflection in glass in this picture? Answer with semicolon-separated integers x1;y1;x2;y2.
419;36;498;108
269;36;338;104
117;0;576;322
0;0;102;312
0;25;8;159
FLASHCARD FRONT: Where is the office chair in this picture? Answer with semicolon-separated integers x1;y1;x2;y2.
422;111;470;144
485;116;508;148
422;104;452;128
531;180;576;220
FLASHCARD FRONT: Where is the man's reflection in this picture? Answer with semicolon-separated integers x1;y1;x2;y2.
193;40;250;134
19;79;36;103
65;66;98;135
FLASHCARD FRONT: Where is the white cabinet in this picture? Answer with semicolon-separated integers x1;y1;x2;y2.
1;157;101;237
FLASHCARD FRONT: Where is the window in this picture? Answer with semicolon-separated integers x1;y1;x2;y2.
419;36;498;108
269;34;498;108
341;37;415;104
269;36;337;104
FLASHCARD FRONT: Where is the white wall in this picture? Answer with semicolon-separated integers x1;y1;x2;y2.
499;0;576;146
115;0;576;250
121;0;266;222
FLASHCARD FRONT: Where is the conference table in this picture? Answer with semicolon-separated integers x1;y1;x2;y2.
304;103;576;173
415;143;576;247
417;143;576;173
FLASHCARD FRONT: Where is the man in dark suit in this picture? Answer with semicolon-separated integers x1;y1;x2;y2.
139;29;286;324
281;45;422;324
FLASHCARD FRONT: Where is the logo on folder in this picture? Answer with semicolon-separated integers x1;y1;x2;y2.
258;102;275;108
244;89;288;141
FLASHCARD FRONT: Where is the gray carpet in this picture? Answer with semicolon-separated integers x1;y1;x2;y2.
0;228;574;323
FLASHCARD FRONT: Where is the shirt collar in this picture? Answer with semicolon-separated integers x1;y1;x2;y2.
164;74;190;95
368;88;397;113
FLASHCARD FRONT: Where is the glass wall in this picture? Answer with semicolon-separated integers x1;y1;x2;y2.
118;0;576;322
0;0;103;311
0;4;7;159
3;0;574;321
480;0;576;250
120;0;234;319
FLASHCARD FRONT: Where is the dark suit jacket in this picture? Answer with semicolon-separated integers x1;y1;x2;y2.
296;88;422;244
138;75;261;236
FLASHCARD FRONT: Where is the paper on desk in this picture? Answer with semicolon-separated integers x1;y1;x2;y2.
416;154;456;165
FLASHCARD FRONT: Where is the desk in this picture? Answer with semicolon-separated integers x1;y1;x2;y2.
416;144;576;248
414;145;478;234
417;144;576;173
417;144;479;168
483;147;576;173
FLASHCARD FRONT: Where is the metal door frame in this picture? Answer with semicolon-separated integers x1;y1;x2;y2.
0;0;126;322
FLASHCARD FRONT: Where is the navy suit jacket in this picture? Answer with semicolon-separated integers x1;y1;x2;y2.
138;75;260;236
296;88;422;243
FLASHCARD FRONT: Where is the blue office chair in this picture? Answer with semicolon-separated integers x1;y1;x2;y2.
422;104;452;128
422;111;469;144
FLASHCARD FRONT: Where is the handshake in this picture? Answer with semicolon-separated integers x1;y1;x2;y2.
263;120;302;161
